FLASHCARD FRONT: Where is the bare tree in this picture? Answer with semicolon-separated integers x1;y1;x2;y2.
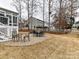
12;0;24;20
23;0;43;17
52;0;78;31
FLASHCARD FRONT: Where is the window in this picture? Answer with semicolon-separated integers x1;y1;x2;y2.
13;23;17;26
0;17;8;24
6;15;11;23
9;24;12;26
0;13;4;16
13;16;17;23
13;16;17;26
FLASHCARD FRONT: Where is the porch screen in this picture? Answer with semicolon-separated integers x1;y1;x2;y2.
0;16;8;25
0;13;4;16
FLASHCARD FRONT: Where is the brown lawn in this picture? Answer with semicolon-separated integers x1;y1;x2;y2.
60;31;79;39
0;33;79;59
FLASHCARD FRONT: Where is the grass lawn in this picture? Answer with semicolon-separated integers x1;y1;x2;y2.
0;33;79;59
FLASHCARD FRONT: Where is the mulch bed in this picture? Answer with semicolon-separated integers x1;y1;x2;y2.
19;29;32;32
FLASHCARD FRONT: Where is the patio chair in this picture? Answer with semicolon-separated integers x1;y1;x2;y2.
23;33;30;42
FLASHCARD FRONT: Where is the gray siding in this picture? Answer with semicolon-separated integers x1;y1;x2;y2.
29;17;44;30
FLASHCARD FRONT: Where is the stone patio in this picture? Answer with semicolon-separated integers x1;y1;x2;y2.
1;33;50;46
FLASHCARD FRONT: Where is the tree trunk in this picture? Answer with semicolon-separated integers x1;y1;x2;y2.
48;0;51;31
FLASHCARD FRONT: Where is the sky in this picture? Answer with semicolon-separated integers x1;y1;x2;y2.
0;0;17;12
0;0;79;22
0;0;47;20
0;0;42;19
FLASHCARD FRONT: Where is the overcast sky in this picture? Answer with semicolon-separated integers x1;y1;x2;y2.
0;0;79;22
0;0;17;12
0;0;42;19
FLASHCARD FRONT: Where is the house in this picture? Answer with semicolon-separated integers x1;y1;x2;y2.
0;7;18;41
18;19;25;29
19;17;49;31
73;21;79;28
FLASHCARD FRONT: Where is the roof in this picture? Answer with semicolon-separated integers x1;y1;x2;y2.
26;17;49;26
0;7;18;14
26;17;48;23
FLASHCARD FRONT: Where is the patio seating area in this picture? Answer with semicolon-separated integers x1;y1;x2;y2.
1;33;49;46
